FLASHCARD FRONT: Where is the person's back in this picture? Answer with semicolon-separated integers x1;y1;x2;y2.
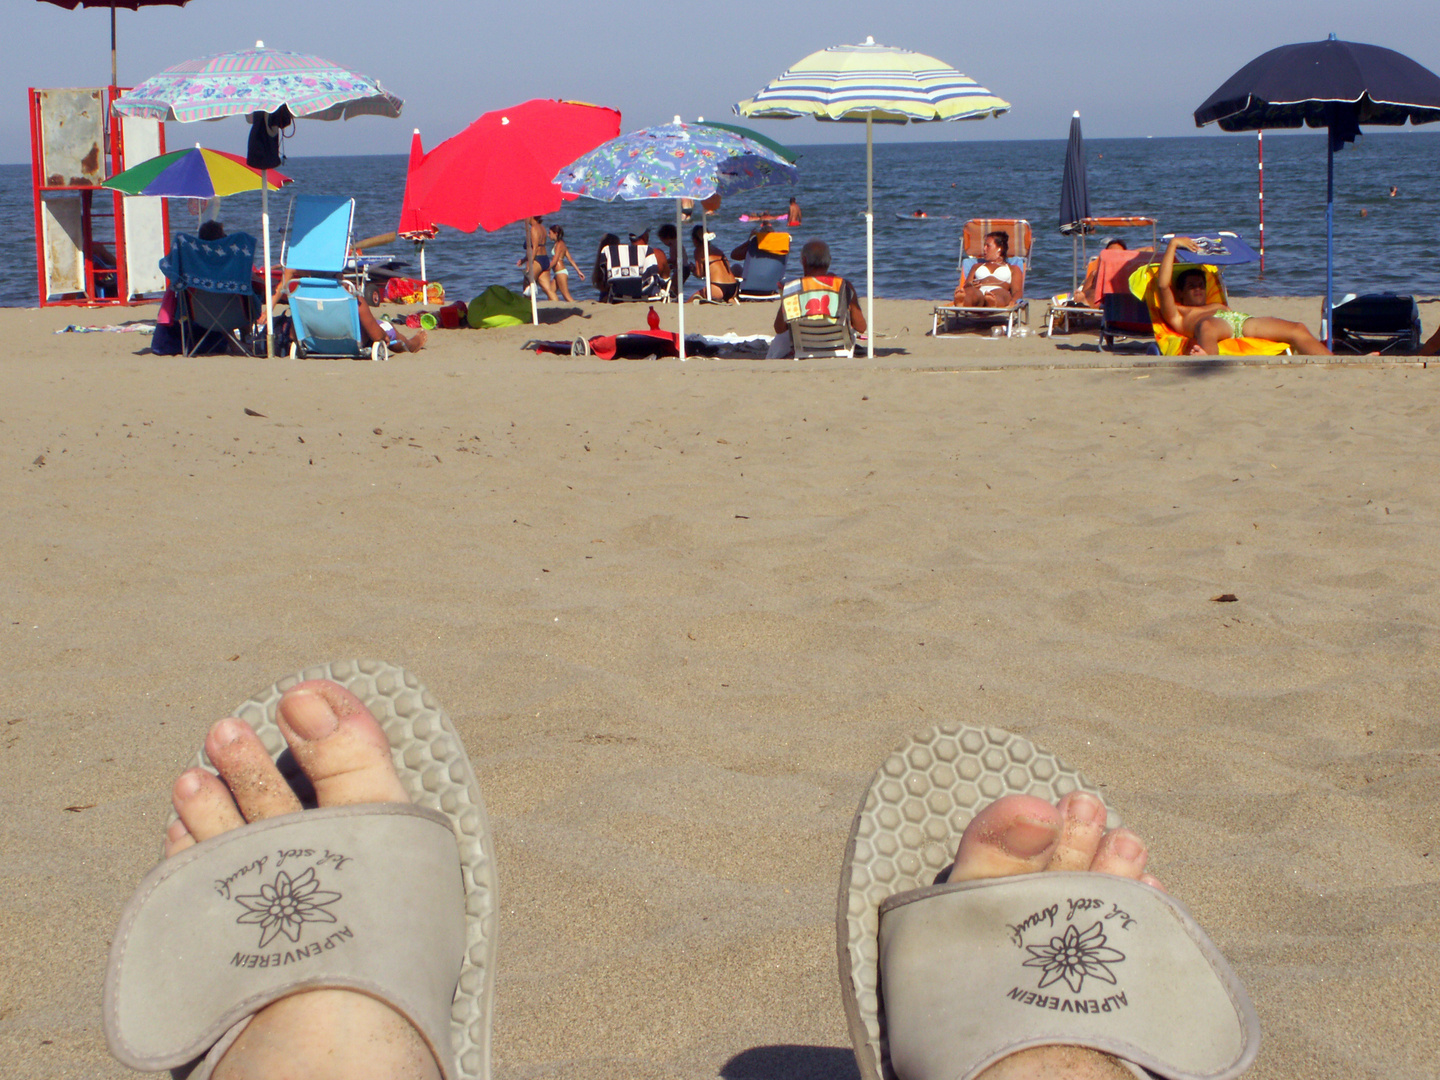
767;239;865;358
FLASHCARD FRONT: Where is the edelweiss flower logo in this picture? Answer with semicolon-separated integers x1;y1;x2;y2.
233;868;342;948
1023;921;1125;993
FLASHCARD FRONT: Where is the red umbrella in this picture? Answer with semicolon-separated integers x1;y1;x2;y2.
397;128;437;285
38;0;194;87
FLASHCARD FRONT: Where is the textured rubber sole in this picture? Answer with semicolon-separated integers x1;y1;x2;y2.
184;660;498;1080
837;724;1116;1080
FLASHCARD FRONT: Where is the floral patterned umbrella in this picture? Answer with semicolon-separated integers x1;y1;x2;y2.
555;121;796;361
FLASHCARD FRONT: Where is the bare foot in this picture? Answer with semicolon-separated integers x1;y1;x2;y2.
950;793;1160;1080
395;329;427;353
167;681;440;1080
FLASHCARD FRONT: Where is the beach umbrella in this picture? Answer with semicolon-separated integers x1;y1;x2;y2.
1057;110;1091;295
1194;35;1440;347
396;129;437;286
555;119;798;360
735;36;1009;357
402;99;622;325
114;41;402;357
37;0;194;88
102;145;291;198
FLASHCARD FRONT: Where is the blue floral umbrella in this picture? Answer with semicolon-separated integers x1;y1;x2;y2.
555;120;796;359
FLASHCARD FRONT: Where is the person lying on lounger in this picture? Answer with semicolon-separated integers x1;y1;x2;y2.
953;231;1023;309
1157;236;1329;356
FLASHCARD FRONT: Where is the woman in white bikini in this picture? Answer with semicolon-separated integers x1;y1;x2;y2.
548;225;584;303
954;231;1023;308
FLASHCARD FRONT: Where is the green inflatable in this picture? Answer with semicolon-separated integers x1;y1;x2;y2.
466;285;531;329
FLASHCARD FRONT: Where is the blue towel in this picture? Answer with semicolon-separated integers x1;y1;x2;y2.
159;232;257;295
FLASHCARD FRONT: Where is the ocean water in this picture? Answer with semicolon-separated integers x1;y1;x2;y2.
5;132;1438;307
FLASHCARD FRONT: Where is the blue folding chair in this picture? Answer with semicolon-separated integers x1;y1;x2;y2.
282;195;387;361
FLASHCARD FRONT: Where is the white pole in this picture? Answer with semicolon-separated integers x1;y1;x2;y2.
703;218;712;300
865;114;874;360
528;221;539;325
419;240;427;287
262;172;274;358
676;198;686;361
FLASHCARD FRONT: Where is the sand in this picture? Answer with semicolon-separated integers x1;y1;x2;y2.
2;295;1438;1080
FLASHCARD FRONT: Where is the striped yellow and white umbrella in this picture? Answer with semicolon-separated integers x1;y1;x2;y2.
736;37;1010;356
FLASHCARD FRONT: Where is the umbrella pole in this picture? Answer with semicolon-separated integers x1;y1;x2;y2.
262;173;274;359
110;0;117;88
676;199;686;361
1325;133;1334;349
419;240;427;287
703;219;712;300
528;223;539;326
865;115;874;360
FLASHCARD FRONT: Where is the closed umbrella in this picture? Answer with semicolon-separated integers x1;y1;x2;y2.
1194;35;1440;346
37;0;194;88
1057;110;1091;295
114;42;403;356
402;99;622;324
555;120;797;360
736;36;1009;357
396;129;437;287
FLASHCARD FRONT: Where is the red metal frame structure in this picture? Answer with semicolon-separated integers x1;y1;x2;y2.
30;85;169;307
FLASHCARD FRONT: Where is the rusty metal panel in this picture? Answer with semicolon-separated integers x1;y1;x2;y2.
39;89;105;188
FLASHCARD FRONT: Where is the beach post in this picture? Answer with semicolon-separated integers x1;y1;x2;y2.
261;172;274;359
1324;131;1334;349
676;198;687;360
1257;132;1265;275
865;115;874;359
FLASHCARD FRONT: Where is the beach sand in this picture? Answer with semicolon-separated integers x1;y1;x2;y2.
2;296;1438;1079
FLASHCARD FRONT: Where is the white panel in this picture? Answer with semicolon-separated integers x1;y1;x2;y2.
42;194;85;297
121;116;169;296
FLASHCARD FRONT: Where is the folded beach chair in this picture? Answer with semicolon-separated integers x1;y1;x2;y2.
1129;262;1291;357
158;231;260;357
736;230;790;301
600;241;665;303
1328;293;1421;354
781;273;856;358
281;195;387;361
932;219;1032;338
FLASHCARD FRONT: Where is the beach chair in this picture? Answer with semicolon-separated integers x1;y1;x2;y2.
736;231;790;301
1098;292;1157;353
1129;260;1291;357
599;241;665;303
780;273;856;358
158;231;260;356
1327;294;1421;354
281;195;387;361
932;219;1032;338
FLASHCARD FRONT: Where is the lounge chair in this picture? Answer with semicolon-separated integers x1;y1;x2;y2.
1099;292;1158;353
1328;293;1421;354
157;231;261;357
599;241;665;303
780;273;855;358
932;219;1032;338
1129;259;1291;357
736;230;790;301
281;195;387;361
1047;217;1158;337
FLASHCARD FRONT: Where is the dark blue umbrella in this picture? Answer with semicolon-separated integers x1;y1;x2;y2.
1058;110;1091;294
1194;35;1440;346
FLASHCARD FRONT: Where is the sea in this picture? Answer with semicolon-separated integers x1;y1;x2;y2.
4;132;1437;307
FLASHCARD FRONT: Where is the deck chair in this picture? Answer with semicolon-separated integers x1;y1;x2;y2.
1328;294;1421;354
282;195;387;361
780;274;856;358
736;230;790;300
1048;217;1158;337
600;242;665;303
933;219;1032;337
158;231;259;356
1129;262;1291;357
1099;292;1158;352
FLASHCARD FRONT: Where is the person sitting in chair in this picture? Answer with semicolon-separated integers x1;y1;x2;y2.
265;265;426;353
954;230;1023;309
766;239;866;359
1157;236;1329;356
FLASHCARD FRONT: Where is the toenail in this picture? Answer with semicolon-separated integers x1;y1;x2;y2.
1113;832;1145;862
1000;817;1058;859
1067;791;1105;825
211;719;246;748
173;770;204;799
284;688;339;741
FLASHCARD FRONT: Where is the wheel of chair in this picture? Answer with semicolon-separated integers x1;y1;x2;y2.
371;341;388;362
289;342;298;359
365;281;385;307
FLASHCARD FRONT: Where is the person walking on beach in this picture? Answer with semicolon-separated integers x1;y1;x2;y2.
1156;236;1330;355
520;216;558;301
548;225;584;303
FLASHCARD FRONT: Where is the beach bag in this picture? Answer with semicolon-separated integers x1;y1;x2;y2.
466;285;530;329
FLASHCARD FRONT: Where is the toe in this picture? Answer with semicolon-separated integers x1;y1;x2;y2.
1090;828;1150;879
206;717;303;823
274;681;409;808
171;765;245;844
164;816;198;858
950;794;1062;883
1047;791;1108;871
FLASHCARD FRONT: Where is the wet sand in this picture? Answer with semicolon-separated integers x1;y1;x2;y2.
2;297;1437;1079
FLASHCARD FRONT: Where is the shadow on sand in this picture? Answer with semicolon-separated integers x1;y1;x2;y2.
721;1044;860;1080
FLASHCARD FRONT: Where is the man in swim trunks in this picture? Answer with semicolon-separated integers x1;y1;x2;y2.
1157;236;1330;355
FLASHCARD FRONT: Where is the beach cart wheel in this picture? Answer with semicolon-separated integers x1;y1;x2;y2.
371;341;388;362
289;342;299;359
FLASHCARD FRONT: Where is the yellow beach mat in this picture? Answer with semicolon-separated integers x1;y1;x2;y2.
1129;264;1290;357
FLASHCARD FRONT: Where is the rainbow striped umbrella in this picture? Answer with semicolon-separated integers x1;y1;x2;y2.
736;37;1009;356
102;146;292;198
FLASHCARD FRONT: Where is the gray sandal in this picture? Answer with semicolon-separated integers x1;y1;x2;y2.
103;660;498;1080
838;724;1260;1080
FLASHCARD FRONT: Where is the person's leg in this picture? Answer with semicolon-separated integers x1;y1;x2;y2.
1419;325;1440;356
1192;315;1234;354
167;682;442;1080
355;298;426;353
555;271;574;303
1241;315;1332;355
948;792;1160;1080
529;263;558;301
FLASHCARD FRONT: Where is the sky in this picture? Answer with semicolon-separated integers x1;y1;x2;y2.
8;0;1440;164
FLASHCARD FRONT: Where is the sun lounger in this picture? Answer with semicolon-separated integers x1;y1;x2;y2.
1129;260;1291;357
281;196;387;361
1047;217;1157;337
932;219;1032;338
